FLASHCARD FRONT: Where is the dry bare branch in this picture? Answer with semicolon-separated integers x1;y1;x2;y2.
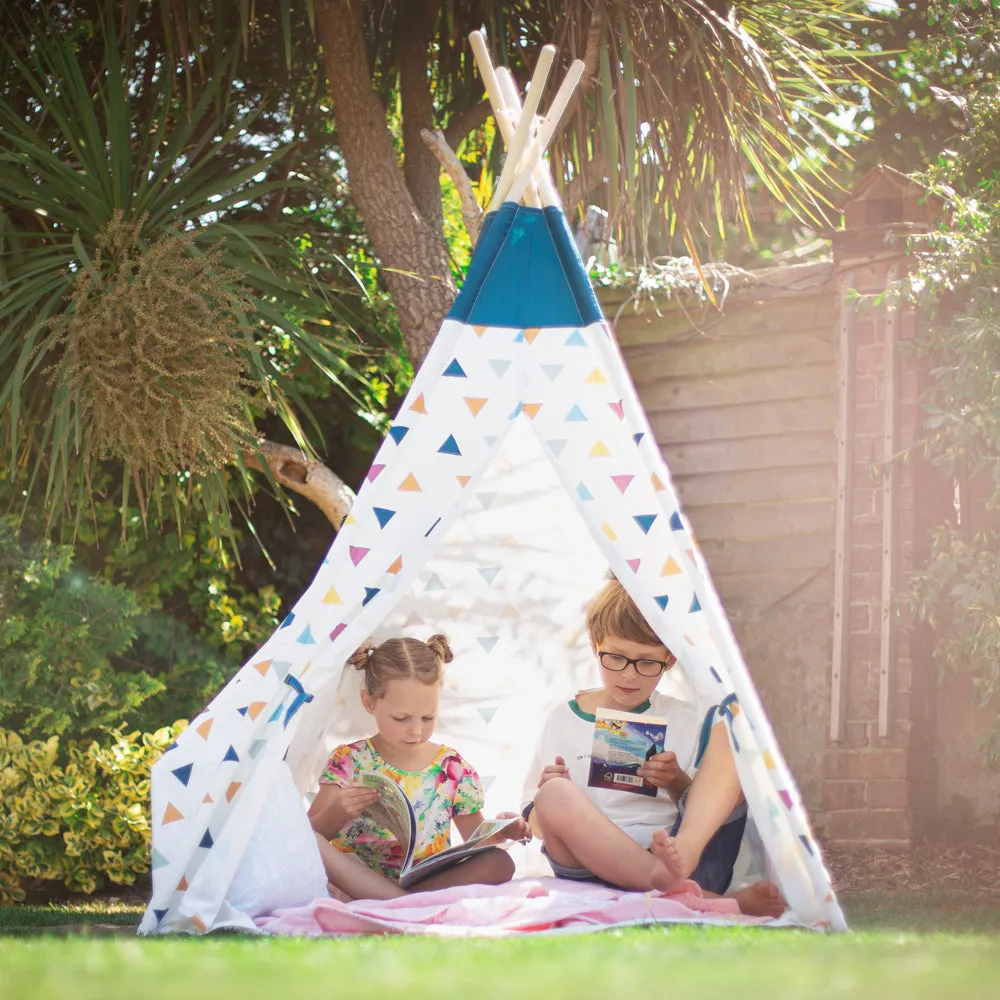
421;127;483;242
245;439;355;529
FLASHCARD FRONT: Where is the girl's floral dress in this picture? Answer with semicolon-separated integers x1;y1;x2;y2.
319;739;484;879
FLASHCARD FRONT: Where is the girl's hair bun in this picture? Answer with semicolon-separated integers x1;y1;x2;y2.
347;640;377;669
425;633;454;664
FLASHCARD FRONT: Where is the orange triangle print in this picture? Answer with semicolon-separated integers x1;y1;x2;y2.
456;475;472;488
247;701;267;721
202;793;214;804
661;556;682;576
177;875;189;891
189;916;206;932
464;397;487;416
398;473;422;492
651;473;665;492
195;718;213;740
585;368;608;384
162;803;184;825
409;393;427;414
253;659;271;676
589;440;610;457
473;325;488;337
323;587;341;604
226;781;242;804
522;327;542;344
387;555;403;575
521;402;543;419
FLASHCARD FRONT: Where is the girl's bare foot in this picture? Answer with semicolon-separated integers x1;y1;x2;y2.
729;881;785;918
327;882;352;903
649;829;690;893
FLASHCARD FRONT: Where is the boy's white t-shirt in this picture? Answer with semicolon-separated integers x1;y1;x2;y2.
522;691;703;850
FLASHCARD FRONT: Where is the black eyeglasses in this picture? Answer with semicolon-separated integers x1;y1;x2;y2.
598;650;675;678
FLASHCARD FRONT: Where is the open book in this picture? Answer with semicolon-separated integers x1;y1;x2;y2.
587;707;668;798
357;771;523;889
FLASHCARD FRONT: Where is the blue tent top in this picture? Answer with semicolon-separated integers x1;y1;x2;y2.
448;203;604;329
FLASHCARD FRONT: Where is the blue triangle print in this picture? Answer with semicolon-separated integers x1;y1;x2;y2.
151;849;169;870
689;594;702;613
669;511;683;531
249;739;267;759
443;358;467;378
425;573;445;592
236;706;248;717
425;516;442;537
374;506;396;528
489;359;512;378
388;425;409;445
547;439;567;457
484;435;499;448
565;404;587;422
269;706;283;723
477;492;497;509
297;625;316;645
541;364;564;381
634;432;645;445
479;566;500;585
171;763;193;786
438;435;462;456
565;330;587;347
508;402;522;419
478;636;500;653
709;666;723;684
363;587;381;606
513;330;525;343
576;482;594;501
478;707;498;724
634;514;657;535
223;745;239;763
165;742;177;753
199;829;214;849
798;834;815;856
654;595;669;610
153;908;168;923
280;612;295;629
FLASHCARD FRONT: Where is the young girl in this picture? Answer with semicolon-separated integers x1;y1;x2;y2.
308;633;529;900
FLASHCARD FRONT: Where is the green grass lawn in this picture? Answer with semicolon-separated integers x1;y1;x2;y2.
1;893;998;1000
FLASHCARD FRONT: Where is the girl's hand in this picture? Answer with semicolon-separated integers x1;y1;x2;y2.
338;785;380;820
537;755;570;787
637;751;690;795
495;811;532;842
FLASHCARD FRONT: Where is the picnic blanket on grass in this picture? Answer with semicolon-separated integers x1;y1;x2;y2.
253;877;776;937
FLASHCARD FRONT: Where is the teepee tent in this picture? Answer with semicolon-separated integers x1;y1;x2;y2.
140;38;845;935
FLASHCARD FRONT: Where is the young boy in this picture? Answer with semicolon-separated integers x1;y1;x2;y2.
522;577;784;917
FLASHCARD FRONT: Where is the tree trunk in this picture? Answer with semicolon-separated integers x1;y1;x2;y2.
315;0;456;366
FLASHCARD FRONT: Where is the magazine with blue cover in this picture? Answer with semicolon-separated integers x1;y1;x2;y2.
587;707;668;797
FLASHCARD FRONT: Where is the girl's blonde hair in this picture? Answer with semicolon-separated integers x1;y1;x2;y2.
348;634;453;699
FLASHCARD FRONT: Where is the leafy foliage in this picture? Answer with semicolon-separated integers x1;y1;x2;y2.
903;79;1000;767
0;7;389;539
0;724;181;903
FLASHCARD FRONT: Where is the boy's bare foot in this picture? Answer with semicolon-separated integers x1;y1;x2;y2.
327;882;352;903
649;829;690;893
730;881;785;918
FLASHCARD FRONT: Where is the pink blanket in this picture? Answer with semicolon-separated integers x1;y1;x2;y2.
254;877;770;937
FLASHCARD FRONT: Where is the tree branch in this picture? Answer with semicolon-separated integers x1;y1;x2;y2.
421;127;482;242
443;97;492;149
244;440;355;529
562;155;607;212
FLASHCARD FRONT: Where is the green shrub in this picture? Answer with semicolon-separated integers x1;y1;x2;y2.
0;724;183;904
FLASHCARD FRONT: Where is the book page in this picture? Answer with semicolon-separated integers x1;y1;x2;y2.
399;816;523;890
357;771;416;866
587;707;668;797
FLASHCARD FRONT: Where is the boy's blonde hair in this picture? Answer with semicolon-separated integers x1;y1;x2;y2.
348;634;453;700
585;577;665;649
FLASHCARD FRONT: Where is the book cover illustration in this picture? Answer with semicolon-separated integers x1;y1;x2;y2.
587;707;668;797
356;770;522;889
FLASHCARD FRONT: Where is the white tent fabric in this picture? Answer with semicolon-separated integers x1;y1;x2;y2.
140;296;845;933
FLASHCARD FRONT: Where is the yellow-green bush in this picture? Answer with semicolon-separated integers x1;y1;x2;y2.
0;722;185;904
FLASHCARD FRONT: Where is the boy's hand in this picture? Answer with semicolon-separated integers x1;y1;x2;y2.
338;785;380;820
537;755;570;787
637;751;688;790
